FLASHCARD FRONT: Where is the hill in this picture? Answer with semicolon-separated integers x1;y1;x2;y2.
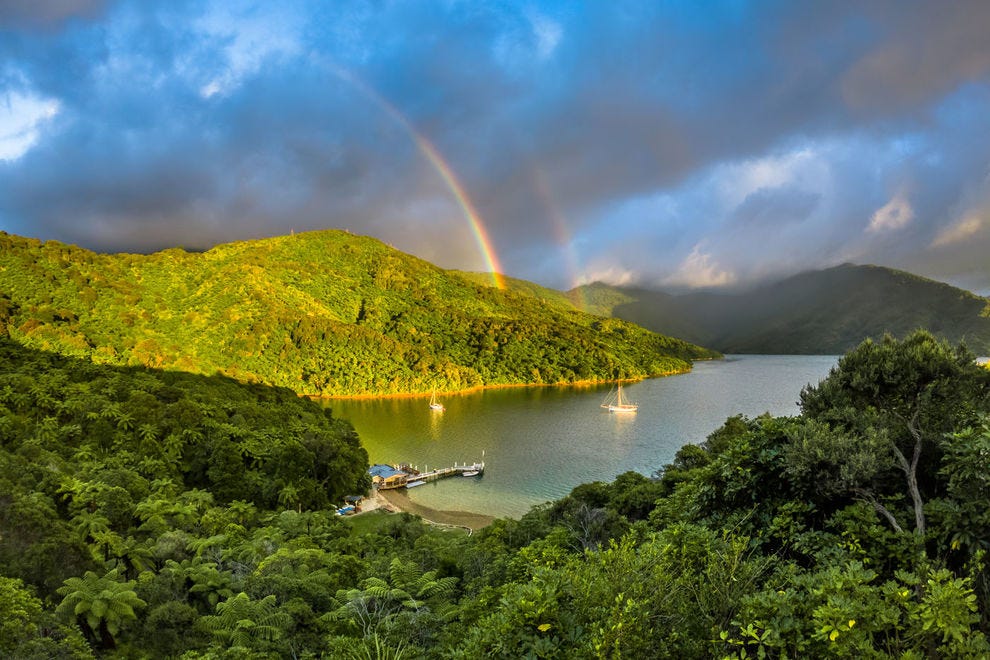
0;230;719;396
572;264;990;354
2;331;987;657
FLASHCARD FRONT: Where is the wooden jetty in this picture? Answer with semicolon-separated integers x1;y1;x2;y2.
414;461;485;484
369;458;485;490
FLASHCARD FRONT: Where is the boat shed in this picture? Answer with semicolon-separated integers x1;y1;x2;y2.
368;464;408;489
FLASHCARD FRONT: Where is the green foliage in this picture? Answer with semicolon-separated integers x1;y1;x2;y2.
140;600;208;657
0;230;718;396
724;562;989;658
799;331;989;535
327;556;459;652
937;420;990;553
200;592;291;653
0;338;369;515
2;323;990;657
0;576;94;658
55;568;146;650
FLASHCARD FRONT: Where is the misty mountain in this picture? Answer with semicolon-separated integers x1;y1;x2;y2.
571;264;990;354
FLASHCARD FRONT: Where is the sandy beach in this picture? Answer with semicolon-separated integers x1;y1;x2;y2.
370;488;495;531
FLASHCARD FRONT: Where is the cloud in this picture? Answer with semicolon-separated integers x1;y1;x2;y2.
530;13;562;60
0;1;989;294
662;244;736;289
867;190;914;234
0;0;109;28
730;187;822;230
575;266;635;287
0;90;60;160
840;1;990;114
932;211;988;248
716;150;819;209
193;2;304;99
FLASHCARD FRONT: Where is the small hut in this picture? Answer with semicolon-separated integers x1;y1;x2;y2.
368;464;408;490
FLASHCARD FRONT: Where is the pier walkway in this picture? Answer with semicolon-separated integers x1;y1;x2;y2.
369;460;485;490
406;461;485;486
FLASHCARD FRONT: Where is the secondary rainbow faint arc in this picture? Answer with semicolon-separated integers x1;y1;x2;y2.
331;66;505;289
531;165;587;311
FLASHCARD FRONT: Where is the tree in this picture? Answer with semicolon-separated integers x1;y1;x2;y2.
140;601;208;658
799;331;988;536
0;576;93;658
200;592;290;652
55;568;146;650
328;557;458;641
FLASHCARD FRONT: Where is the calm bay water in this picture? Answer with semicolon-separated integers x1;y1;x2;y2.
326;355;838;519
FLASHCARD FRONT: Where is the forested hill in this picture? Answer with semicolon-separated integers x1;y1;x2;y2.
572;264;990;354
3;331;989;657
0;231;718;396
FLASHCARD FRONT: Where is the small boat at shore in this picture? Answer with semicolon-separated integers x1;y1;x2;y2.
601;383;638;413
406;480;426;488
461;470;479;477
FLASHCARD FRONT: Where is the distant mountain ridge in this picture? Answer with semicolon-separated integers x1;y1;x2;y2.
570;264;990;354
0;230;718;396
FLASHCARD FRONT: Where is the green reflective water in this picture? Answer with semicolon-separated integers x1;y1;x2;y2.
325;355;837;519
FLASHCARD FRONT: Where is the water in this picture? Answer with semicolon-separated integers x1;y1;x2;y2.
326;355;838;519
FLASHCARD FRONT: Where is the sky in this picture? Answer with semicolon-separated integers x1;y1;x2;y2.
2;1;990;294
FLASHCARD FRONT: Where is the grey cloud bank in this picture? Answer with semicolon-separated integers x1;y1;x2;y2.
1;0;990;293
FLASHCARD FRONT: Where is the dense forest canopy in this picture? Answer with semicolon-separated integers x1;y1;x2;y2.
0;230;718;397
2;331;989;657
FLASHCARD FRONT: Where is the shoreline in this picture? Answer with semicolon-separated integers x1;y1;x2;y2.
370;488;496;532
307;366;700;401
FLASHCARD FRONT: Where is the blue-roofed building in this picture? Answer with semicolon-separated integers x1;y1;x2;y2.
368;464;408;489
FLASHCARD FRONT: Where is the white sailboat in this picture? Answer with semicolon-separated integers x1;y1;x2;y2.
601;383;638;413
429;390;445;411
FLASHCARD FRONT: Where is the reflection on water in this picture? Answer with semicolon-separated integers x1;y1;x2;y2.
427;408;443;440
326;355;837;519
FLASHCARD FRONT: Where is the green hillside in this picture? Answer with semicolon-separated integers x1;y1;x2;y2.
452;271;577;310
0;231;718;396
2;331;988;657
574;264;990;354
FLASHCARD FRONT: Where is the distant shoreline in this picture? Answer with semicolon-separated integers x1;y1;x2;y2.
309;366;699;401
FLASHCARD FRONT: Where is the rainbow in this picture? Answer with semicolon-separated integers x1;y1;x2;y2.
412;136;505;289
531;166;587;310
330;66;505;289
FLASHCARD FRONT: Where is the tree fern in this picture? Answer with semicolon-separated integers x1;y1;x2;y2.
55;568;146;649
201;592;290;650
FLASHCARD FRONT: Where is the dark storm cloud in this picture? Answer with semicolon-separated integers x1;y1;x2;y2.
1;0;989;291
840;1;990;114
0;0;109;29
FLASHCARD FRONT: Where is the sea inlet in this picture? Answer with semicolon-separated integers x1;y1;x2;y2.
327;355;838;519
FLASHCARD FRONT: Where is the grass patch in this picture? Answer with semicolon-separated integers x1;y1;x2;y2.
343;510;398;536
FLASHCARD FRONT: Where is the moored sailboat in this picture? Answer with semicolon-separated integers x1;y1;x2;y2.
601;383;638;413
429;390;445;411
